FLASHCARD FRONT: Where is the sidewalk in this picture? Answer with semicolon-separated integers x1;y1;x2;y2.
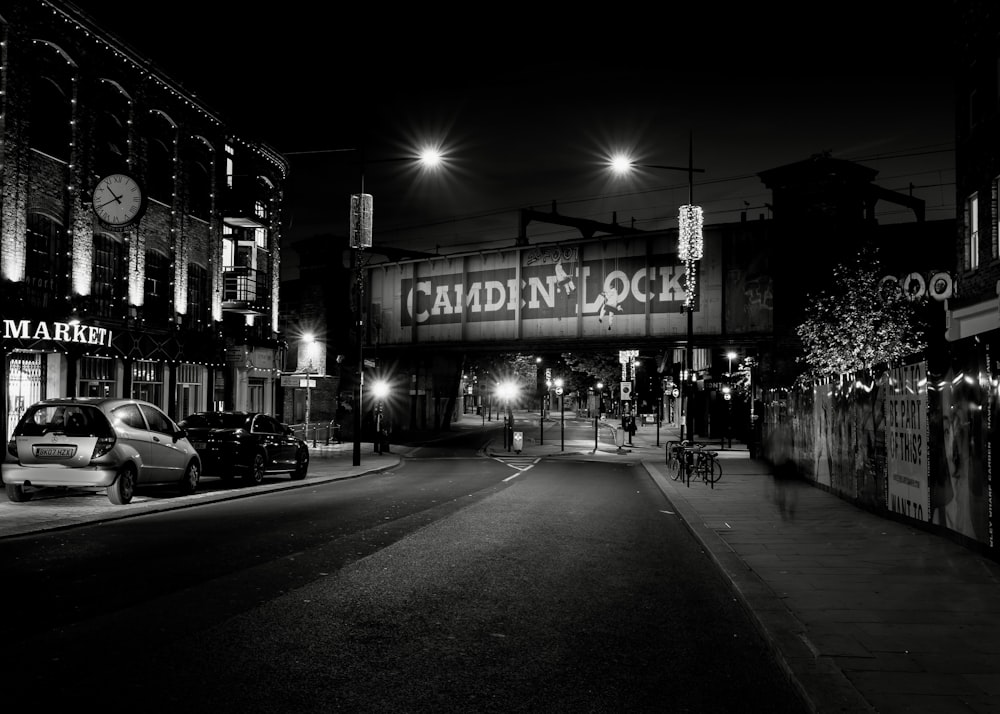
633;424;1000;714
497;417;1000;714
4;413;1000;713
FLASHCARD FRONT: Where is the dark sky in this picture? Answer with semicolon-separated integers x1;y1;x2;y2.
77;3;958;255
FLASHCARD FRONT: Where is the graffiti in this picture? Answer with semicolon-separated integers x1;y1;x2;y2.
400;255;687;326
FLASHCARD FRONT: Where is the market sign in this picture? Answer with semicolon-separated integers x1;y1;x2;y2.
2;319;112;347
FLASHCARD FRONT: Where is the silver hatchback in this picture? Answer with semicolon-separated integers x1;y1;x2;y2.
2;397;201;505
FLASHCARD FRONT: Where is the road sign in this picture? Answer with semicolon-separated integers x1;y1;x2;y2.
620;381;632;400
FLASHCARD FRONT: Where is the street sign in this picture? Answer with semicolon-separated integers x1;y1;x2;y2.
620;381;632;400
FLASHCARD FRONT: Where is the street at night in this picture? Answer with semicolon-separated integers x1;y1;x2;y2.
0;422;807;713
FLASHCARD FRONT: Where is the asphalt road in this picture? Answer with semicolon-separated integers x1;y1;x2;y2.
1;435;807;713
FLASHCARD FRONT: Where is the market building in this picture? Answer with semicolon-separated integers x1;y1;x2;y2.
1;0;290;440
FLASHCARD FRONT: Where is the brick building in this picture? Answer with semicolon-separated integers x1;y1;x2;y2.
1;0;290;439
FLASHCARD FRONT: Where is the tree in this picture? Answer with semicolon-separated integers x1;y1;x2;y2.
561;351;620;389
795;247;927;385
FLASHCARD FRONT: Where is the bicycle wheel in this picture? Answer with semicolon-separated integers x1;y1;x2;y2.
669;450;683;480
706;458;723;484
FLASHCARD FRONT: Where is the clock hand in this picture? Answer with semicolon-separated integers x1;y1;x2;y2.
96;195;123;209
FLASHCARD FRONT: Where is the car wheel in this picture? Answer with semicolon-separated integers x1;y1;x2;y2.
245;453;265;485
108;464;136;505
178;460;200;495
5;482;30;503
291;450;309;480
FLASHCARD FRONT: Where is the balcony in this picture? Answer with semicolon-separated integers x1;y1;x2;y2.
222;266;268;315
222;180;267;230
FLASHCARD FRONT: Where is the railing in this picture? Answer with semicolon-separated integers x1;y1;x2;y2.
222;266;267;305
289;421;341;447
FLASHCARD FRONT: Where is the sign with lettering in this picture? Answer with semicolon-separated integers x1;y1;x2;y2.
2;319;112;347
886;361;928;521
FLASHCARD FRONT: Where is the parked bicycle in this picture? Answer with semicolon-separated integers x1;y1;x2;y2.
669;442;722;488
691;448;723;488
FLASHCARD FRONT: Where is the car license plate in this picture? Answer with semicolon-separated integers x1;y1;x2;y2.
34;446;76;458
192;441;206;450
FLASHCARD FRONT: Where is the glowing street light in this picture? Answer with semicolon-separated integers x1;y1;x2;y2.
287;145;449;467
372;379;389;454
496;380;519;452
554;377;565;451
608;133;705;441
301;333;318;442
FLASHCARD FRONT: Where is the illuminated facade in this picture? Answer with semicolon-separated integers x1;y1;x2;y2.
1;1;290;440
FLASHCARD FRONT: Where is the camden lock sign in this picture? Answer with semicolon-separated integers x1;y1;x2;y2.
3;319;113;348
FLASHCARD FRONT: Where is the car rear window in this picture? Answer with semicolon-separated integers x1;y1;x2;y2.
15;404;112;438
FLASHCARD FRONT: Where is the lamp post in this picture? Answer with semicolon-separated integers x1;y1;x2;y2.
496;380;517;452
372;379;389;454
609;133;705;442
287;146;446;467
554;377;565;451
594;381;603;452
536;357;544;446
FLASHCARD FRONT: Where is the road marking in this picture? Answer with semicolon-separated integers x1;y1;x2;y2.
493;456;541;480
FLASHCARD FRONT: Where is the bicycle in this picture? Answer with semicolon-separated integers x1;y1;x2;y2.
690;448;723;488
668;440;692;481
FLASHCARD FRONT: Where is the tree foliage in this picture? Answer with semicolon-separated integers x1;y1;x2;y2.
795;247;927;385
561;351;621;389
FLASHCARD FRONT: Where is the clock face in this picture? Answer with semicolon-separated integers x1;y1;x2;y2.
92;173;145;227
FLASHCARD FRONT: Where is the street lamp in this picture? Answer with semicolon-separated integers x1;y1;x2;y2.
300;333;319;446
536;357;544;446
287;145;447;467
554;377;565;451
609;132;705;442
372;379;389;454
594;381;604;452
496;380;518;452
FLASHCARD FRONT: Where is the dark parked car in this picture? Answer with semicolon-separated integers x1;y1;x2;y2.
178;412;309;485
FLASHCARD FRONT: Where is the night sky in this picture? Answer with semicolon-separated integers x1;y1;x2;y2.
76;3;958;257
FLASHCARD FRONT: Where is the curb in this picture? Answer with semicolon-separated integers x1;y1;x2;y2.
641;461;875;714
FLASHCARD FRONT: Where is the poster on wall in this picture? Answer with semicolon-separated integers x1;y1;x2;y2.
929;346;990;544
886;362;928;521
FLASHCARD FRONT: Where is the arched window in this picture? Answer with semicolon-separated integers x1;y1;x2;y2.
147;112;177;204
93;80;130;176
28;45;73;161
24;212;67;309
92;231;126;319
184;136;214;220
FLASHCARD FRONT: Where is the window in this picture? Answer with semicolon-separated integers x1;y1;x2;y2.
79;356;115;398
186;263;208;325
112;403;145;430
92;232;126;318
138;403;174;435
29;65;72;161
965;193;980;271
25;213;67;309
131;359;163;406
144;250;170;317
93;81;130;176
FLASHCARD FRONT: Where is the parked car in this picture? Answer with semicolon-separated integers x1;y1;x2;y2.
178;411;309;485
3;397;201;505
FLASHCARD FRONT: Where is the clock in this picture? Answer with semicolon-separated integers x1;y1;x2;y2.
91;173;146;228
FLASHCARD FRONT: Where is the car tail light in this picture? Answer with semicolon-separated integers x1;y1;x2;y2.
6;438;16;458
92;435;116;459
